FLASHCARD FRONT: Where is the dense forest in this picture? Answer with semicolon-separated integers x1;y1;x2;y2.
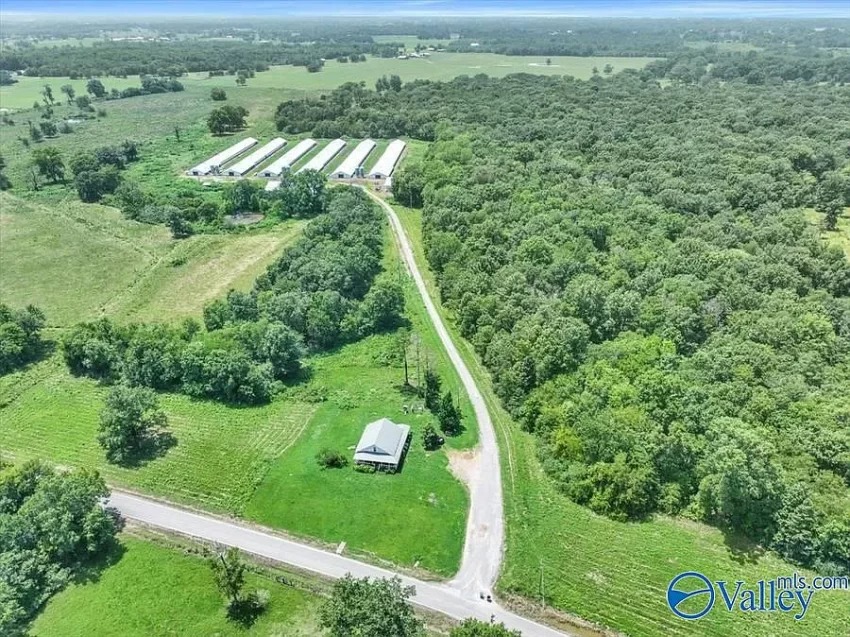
273;68;850;575
62;187;404;404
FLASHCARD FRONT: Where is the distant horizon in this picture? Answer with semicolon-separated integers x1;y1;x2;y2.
2;0;850;20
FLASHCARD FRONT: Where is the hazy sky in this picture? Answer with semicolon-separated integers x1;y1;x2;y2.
2;0;849;18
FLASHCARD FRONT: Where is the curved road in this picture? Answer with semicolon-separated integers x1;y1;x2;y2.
363;188;504;600
108;187;568;635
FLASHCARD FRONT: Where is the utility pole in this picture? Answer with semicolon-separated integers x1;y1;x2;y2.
540;558;545;610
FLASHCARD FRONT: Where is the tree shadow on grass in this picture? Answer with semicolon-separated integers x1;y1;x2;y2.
70;532;127;587
721;527;766;565
115;430;178;469
226;593;268;628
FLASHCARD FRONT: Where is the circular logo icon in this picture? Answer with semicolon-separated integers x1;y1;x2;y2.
667;571;715;620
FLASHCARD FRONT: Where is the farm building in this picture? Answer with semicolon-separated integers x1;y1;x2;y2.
297;138;347;173
264;180;281;192
186;137;257;176
353;418;411;472
330;139;376;179
223;138;287;177
258;138;317;177
368;139;406;179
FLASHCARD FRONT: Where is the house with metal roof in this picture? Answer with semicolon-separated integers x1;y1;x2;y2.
353;418;411;472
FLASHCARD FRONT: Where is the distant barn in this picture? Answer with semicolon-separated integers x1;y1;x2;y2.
353;418;411;473
258;138;317;178
223;138;287;177
368;139;406;179
186;137;257;176
331;139;376;179
297;138;347;173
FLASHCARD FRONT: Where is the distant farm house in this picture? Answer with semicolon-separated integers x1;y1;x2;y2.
353;418;411;473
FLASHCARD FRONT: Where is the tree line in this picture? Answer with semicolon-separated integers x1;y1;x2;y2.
272;69;850;575
61;187;405;405
0;39;400;79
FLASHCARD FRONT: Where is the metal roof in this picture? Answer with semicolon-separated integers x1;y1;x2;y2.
298;138;347;173
368;139;406;178
258;138;317;177
353;418;410;466
223;138;287;176
186;137;258;176
331;139;376;178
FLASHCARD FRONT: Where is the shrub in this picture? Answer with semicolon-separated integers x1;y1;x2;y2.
353;463;376;474
316;448;349;469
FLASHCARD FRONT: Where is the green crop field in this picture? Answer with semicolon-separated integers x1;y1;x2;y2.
390;203;850;637
29;535;321;637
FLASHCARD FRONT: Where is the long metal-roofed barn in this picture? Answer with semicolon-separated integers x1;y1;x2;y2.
297;138;347;173
186;137;258;176
223;138;287;177
330;139;376;179
368;139;406;179
257;138;317;177
353;418;411;472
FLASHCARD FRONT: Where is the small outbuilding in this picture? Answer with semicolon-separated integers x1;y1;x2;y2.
353;418;411;472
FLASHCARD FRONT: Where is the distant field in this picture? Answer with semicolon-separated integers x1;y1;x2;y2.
0;192;303;326
30;536;320;637
391;203;850;637
0;51;658;111
684;40;762;52
372;34;448;48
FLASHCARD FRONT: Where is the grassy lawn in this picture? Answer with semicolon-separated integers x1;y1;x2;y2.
29;535;321;637
390;203;850;637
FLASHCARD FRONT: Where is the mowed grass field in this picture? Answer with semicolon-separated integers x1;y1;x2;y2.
29;535;321;637
0;50;657;110
390;203;850;637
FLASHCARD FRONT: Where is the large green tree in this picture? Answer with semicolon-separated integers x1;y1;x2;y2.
319;575;423;637
98;384;169;464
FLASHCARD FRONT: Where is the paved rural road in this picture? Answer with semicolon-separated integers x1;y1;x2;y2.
362;188;505;600
110;492;568;636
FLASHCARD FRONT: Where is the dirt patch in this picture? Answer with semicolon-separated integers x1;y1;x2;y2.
445;447;480;489
224;213;264;226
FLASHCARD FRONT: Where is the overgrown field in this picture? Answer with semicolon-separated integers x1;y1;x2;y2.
0;191;303;326
392;204;850;637
29;535;321;637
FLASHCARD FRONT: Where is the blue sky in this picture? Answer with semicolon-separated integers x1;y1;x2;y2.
2;0;849;18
